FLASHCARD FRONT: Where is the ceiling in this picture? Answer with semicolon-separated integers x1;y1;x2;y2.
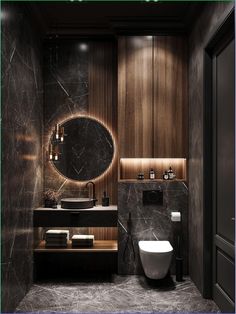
28;1;205;37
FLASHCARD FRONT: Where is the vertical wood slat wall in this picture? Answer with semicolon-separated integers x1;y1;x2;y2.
88;41;118;206
118;37;153;158
153;36;188;157
118;36;188;159
88;41;118;240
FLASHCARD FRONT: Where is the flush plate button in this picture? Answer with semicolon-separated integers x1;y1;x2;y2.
143;190;163;205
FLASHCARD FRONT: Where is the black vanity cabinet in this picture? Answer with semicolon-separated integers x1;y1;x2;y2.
33;206;118;278
33;207;118;227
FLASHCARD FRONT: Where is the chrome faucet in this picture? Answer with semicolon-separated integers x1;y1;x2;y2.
86;181;97;206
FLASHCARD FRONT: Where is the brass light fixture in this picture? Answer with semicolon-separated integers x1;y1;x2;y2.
60;127;64;142
55;124;64;143
49;143;53;160
54;145;59;161
49;143;60;161
48;124;66;161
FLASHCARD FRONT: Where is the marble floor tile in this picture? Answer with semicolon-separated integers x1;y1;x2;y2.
16;275;219;313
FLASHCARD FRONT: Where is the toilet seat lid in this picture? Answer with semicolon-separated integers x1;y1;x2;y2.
138;241;173;253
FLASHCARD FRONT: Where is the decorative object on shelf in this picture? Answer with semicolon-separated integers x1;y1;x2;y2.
149;168;155;180
167;166;176;180
49;116;115;181
137;173;144;180
44;189;61;208
163;171;169;180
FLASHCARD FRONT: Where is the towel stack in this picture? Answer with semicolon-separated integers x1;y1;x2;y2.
72;235;94;247
45;230;69;248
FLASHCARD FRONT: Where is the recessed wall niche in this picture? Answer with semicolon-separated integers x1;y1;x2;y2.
119;158;187;180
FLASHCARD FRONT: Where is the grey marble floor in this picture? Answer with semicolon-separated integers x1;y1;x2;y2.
16;275;219;313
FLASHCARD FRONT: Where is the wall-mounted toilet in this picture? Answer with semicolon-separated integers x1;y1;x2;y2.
138;241;173;279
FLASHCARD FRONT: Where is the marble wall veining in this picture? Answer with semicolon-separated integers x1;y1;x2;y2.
118;181;188;275
42;40;118;242
1;3;43;312
43;41;89;196
188;1;234;295
43;40;118;204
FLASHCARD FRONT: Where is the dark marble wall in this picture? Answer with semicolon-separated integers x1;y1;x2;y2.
188;2;234;294
1;3;43;312
43;40;118;204
43;40;89;198
118;181;188;275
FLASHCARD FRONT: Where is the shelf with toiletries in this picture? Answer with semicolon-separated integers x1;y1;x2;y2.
119;158;187;181
118;179;186;182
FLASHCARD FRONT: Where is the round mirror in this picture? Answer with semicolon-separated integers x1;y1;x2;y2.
50;117;114;181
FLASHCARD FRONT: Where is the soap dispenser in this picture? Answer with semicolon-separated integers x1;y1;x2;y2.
102;191;110;207
149;168;155;180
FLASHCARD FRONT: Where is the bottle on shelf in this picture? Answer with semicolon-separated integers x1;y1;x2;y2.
149;168;155;180
163;171;169;180
137;173;144;180
167;166;176;180
102;191;110;207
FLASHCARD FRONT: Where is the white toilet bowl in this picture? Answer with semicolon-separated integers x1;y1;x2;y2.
138;240;173;279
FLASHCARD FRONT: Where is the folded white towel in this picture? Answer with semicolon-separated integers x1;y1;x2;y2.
72;235;94;240
46;230;69;240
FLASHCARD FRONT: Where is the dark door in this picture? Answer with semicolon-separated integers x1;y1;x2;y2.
212;31;235;312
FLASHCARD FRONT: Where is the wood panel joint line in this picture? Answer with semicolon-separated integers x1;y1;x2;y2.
152;36;154;158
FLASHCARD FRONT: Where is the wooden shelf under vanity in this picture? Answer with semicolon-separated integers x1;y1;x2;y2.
34;240;118;253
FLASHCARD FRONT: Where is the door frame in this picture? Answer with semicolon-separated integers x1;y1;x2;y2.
203;8;235;299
